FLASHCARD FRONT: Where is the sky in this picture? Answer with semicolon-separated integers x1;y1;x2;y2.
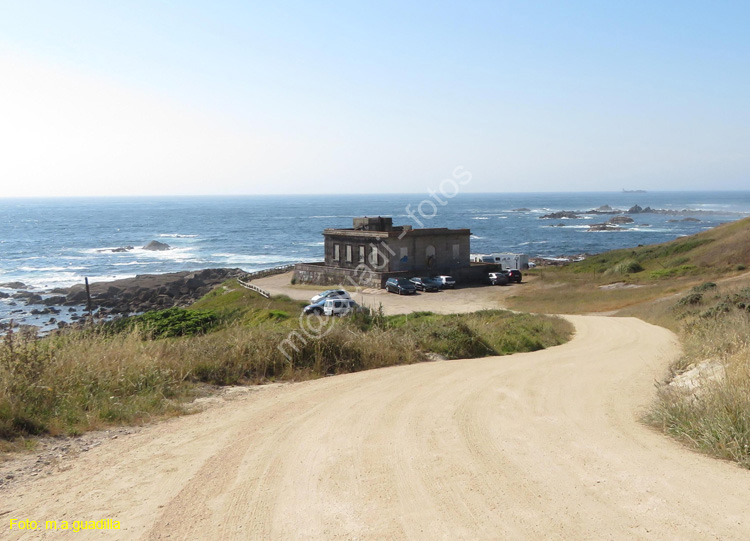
0;1;748;197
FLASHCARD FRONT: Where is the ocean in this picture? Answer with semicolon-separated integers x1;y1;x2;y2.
2;191;750;329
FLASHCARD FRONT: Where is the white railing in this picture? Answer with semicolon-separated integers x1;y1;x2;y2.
236;263;297;298
237;279;271;298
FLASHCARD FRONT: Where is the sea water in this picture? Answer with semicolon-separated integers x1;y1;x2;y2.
2;191;750;328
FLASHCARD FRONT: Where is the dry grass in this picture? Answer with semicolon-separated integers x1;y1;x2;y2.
508;217;750;469
0;289;572;450
506;273;687;315
645;281;750;468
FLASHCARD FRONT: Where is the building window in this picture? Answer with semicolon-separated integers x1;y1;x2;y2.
346;244;352;263
453;244;460;260
425;245;436;267
370;245;385;270
400;247;408;261
333;244;340;261
359;245;366;262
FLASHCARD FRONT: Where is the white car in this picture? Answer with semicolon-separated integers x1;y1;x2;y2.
323;298;360;316
432;275;456;289
310;289;351;304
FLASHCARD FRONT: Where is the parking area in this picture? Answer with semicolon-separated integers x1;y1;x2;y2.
253;272;520;315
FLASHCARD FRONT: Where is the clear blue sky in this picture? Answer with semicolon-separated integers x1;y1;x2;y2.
1;1;748;196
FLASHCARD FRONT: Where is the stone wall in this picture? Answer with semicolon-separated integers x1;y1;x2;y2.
293;262;498;289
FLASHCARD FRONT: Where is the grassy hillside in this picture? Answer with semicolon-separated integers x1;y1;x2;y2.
507;217;750;315
568;216;750;279
0;281;571;450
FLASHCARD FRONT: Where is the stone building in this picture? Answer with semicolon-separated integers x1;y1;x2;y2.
294;217;496;288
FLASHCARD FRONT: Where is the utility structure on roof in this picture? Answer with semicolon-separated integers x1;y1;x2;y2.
294;216;497;288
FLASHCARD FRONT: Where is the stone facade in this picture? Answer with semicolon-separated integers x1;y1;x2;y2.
323;217;470;274
294;217;494;288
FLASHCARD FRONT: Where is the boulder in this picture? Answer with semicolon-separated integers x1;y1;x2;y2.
588;223;624;231
12;292;43;304
42;295;67;306
540;211;580;220
142;240;171;251
608;215;634;225
627;205;643;214
0;282;28;289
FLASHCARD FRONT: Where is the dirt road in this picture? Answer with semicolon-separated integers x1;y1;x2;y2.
4;316;749;539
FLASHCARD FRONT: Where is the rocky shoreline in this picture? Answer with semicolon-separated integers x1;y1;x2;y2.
539;204;739;219
1;268;245;333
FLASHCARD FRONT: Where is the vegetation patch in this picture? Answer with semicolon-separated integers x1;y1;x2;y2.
647;280;750;468
108;308;219;338
0;286;572;446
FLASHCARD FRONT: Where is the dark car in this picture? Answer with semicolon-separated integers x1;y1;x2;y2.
503;269;523;283
385;277;417;295
302;298;327;315
409;276;442;292
488;272;509;286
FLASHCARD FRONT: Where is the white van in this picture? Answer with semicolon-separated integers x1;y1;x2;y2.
323;298;359;316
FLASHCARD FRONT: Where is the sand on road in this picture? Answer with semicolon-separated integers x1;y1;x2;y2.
3;315;749;540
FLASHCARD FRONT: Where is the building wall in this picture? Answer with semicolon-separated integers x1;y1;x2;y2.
293;262;498;289
324;230;469;274
383;232;469;273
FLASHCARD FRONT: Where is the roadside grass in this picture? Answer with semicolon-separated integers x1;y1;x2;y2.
509;218;750;315
645;281;750;468
506;273;686;315
0;284;572;449
506;217;750;468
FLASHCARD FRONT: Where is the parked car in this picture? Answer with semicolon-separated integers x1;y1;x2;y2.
503;269;523;283
385;277;417;295
310;289;351;304
302;299;327;315
323;298;360;316
409;276;442;292
432;275;456;289
488;272;509;286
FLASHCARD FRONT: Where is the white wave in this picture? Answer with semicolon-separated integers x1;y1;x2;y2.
470;235;485;239
472;217;489;220
158;233;198;238
211;253;302;265
543;224;591;229
7;270;133;290
18;265;85;272
128;247;197;261
79;246;123;254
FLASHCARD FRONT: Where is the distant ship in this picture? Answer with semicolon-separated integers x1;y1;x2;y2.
622;189;647;193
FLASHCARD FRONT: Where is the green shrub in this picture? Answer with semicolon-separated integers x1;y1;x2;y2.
692;282;717;293
615;259;644;274
649;265;698;279
109;308;219;338
676;292;703;307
